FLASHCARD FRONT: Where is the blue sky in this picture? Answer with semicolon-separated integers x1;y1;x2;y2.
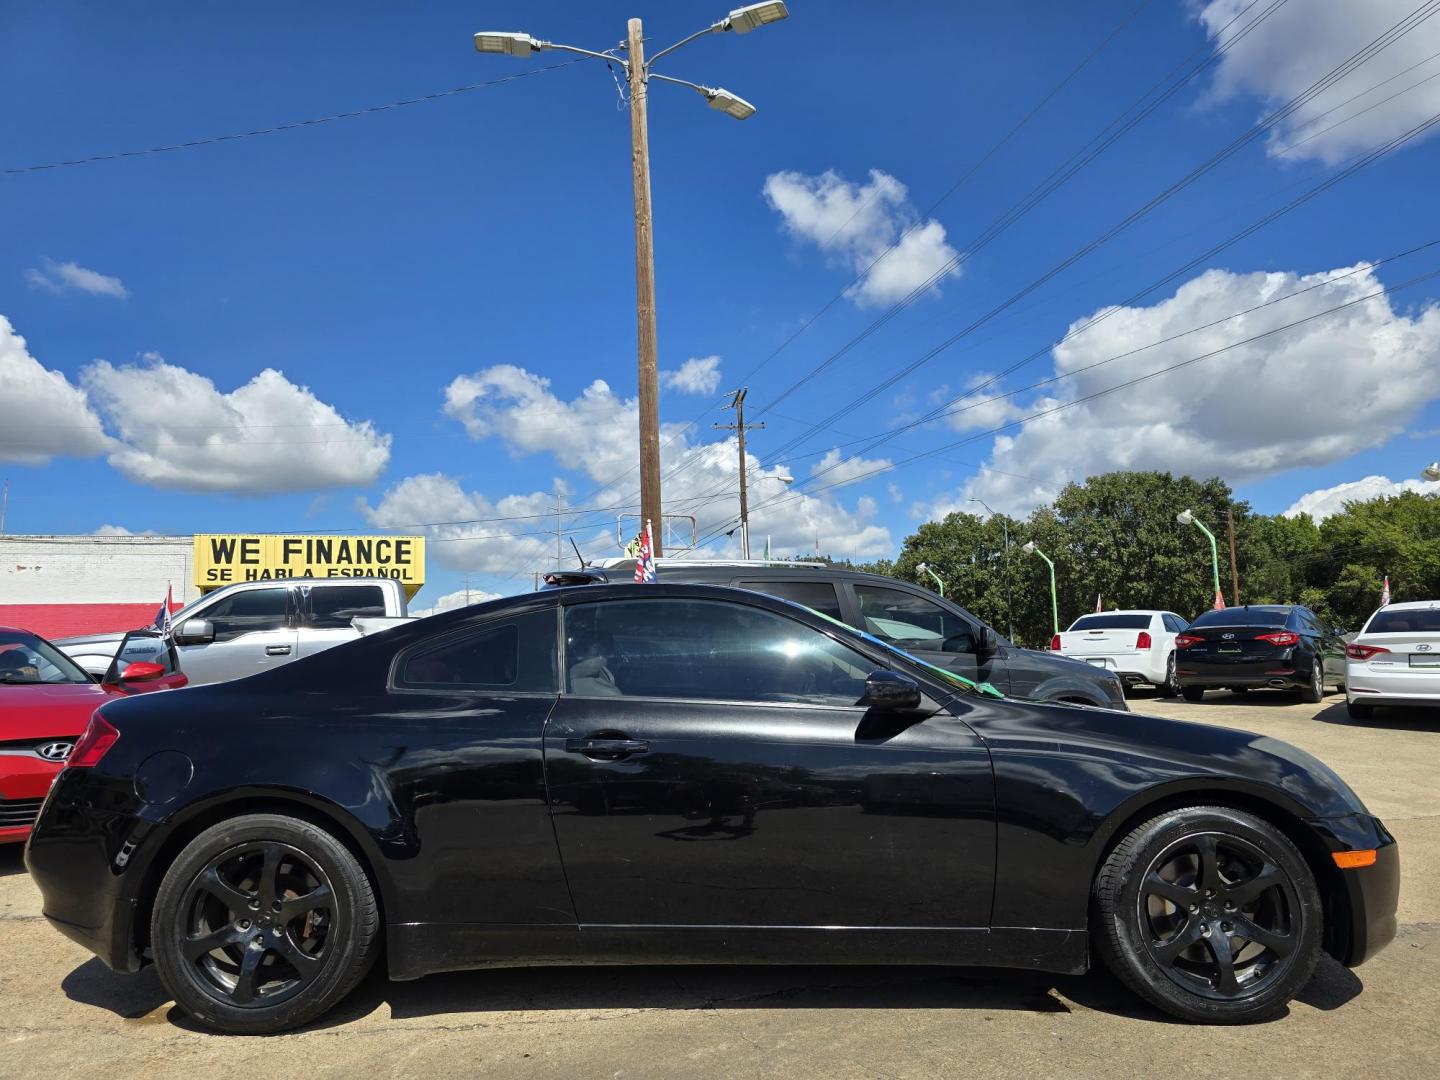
3;0;1439;609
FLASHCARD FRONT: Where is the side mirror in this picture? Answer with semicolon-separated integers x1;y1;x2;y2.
975;626;999;659
120;660;166;682
174;618;214;645
858;669;922;711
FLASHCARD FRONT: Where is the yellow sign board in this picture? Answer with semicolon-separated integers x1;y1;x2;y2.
194;534;425;597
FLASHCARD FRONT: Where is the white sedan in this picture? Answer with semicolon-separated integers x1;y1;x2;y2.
1344;600;1440;719
1052;609;1188;696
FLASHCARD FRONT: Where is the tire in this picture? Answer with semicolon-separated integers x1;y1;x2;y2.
1346;699;1373;720
1182;686;1205;703
150;813;379;1035
1299;660;1324;705
1092;805;1322;1024
1160;653;1180;698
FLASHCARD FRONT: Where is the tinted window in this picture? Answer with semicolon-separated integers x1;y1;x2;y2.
201;588;291;643
853;585;975;654
1188;607;1291;628
397;609;556;693
737;579;843;620
1068;614;1152;630
1366;608;1440;633
1162;614;1187;633
309;585;386;629
564;598;871;707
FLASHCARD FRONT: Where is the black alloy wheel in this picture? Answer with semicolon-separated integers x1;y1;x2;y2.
1300;659;1325;704
1093;806;1321;1023
1161;653;1181;698
152;814;379;1034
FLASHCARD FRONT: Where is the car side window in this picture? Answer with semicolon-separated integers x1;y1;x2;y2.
1163;613;1187;633
736;579;843;620
308;585;387;629
852;584;974;654
396;609;557;693
1294;609;1319;634
563;598;872;707
200;588;291;644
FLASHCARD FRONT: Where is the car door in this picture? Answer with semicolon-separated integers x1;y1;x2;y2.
543;594;995;930
295;583;388;659
845;582;1007;692
176;585;299;684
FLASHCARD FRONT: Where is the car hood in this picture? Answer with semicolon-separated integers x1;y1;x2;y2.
0;682;110;739
52;631;127;649
961;697;1367;820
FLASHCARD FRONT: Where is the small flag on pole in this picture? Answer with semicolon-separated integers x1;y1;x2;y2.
634;520;657;583
1213;589;1226;611
152;583;174;637
1380;576;1391;606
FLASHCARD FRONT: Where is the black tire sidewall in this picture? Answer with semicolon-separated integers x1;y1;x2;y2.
1094;806;1322;1024
1161;653;1179;698
151;813;377;1035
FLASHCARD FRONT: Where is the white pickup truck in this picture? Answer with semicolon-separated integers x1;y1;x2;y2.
56;577;410;686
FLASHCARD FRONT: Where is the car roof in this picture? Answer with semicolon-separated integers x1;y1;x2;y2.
1073;610;1166;617
1374;600;1440;611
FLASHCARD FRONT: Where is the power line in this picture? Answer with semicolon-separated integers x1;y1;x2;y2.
1;62;583;176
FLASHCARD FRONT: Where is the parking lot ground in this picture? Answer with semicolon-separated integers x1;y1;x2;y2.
2;689;1437;1079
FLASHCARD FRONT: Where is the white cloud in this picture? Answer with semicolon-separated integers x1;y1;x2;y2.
92;524;158;536
25;257;129;298
811;447;894;490
942;371;1027;432
0;314;111;464
410;587;502;618
762;169;961;307
959;262;1440;515
83;358;391;493
661;355;722;395
1284;474;1440;521
368;366;895;574
1197;0;1440;165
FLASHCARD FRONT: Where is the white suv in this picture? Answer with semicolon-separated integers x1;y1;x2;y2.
1345;600;1440;719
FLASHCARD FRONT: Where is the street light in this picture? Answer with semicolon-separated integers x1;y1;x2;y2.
969;497;1013;641
1021;541;1060;640
916;562;946;598
473;4;788;557
1424;462;1440;482
1176;508;1223;608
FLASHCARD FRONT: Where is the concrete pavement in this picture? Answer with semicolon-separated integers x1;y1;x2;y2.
2;689;1436;1079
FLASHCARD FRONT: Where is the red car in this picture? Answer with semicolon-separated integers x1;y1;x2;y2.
1;627;187;843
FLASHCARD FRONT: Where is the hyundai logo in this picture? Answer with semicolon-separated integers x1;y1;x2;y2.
1221;633;1235;640
36;741;74;762
1418;644;1433;652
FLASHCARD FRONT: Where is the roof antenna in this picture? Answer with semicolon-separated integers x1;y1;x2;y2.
570;538;591;568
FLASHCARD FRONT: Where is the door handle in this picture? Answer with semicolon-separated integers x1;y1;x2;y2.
266;644;292;656
565;737;650;758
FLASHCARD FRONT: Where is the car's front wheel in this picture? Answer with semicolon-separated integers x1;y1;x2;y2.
1346;699;1374;720
1181;686;1205;703
1093;805;1321;1024
151;813;379;1034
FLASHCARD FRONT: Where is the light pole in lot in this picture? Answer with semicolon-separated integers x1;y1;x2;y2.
1176;509;1223;609
1021;541;1059;641
969;497;1013;641
1424;462;1440;482
916;562;946;597
473;3;789;557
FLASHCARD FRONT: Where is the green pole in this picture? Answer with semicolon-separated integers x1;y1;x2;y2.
1184;517;1222;602
1024;543;1059;637
918;563;946;597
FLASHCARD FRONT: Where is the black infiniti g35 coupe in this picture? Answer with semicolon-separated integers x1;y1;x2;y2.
25;584;1398;1034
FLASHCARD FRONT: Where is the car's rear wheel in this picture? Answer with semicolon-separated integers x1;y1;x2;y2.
1299;660;1324;704
1093;806;1321;1024
151;813;379;1034
1346;699;1374;720
1182;686;1205;703
1160;653;1180;698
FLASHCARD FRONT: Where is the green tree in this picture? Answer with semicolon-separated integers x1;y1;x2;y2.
1312;492;1440;627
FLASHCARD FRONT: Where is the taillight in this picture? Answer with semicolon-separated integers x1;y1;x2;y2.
1347;643;1390;661
1050;634;1061;651
68;714;119;768
1256;631;1300;647
1175;634;1203;649
1136;631;1152;650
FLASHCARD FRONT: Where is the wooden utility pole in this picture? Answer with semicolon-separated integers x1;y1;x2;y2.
627;18;663;556
715;388;764;558
1226;506;1242;607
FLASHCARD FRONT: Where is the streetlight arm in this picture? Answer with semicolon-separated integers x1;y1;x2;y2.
644;23;725;69
1182;517;1223;599
540;41;629;65
646;71;711;94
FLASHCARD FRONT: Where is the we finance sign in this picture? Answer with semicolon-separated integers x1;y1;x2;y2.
194;534;425;596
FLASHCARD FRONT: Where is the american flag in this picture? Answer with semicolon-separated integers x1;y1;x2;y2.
634;520;657;583
152;583;174;637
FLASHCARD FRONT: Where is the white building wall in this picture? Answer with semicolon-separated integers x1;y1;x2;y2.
0;535;199;604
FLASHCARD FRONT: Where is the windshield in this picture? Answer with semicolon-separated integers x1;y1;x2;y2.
778;599;1005;699
0;629;93;685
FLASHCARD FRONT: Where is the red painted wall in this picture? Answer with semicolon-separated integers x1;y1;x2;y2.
0;603;180;641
